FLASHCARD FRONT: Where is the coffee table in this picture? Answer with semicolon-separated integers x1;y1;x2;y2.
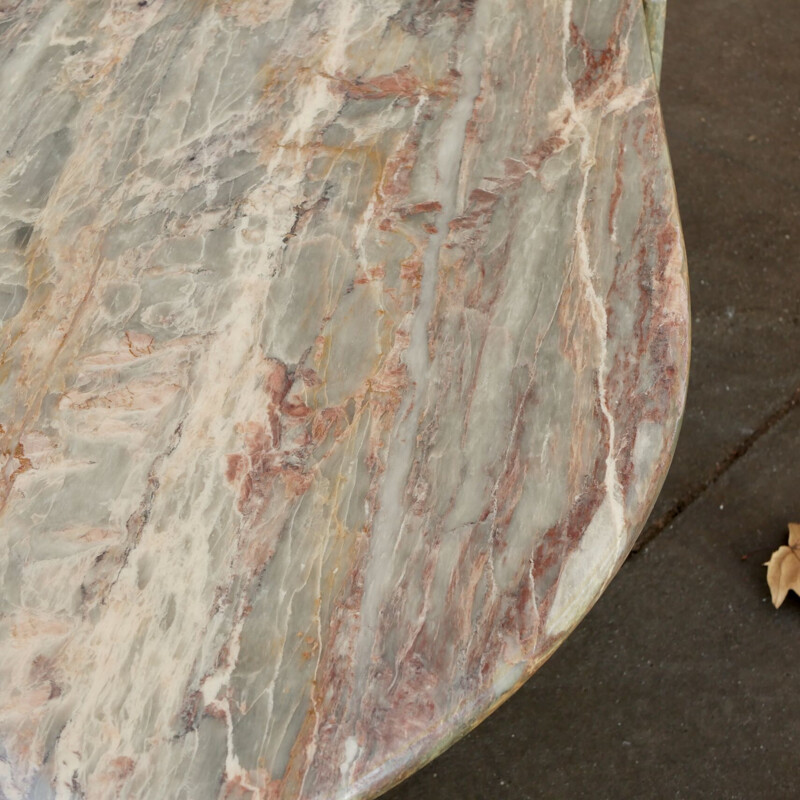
0;1;688;798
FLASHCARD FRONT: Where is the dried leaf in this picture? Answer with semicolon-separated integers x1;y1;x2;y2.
765;523;800;608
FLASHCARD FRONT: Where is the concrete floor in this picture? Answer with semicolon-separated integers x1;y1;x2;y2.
385;0;800;797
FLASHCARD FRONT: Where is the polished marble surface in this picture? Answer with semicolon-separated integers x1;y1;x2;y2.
643;0;667;83
0;1;688;798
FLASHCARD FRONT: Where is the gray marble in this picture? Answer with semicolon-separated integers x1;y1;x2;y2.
0;1;688;798
644;0;667;83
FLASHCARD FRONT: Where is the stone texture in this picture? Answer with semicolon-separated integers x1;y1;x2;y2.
0;2;688;799
386;0;800;796
642;0;666;84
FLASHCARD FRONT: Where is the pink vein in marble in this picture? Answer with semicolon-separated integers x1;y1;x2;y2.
0;0;689;798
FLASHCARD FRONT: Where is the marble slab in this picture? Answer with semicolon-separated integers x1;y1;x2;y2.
643;0;667;84
0;1;689;798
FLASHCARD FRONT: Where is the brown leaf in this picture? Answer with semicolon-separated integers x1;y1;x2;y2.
765;523;800;608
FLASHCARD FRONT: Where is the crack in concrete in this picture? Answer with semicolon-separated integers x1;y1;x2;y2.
631;385;800;554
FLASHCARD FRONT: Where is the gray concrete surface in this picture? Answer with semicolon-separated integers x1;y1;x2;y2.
384;0;800;797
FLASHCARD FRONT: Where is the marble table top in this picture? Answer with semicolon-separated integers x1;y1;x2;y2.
0;1;688;798
643;0;667;84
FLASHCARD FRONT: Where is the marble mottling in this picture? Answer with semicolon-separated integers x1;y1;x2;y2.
0;1;688;798
643;0;667;83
